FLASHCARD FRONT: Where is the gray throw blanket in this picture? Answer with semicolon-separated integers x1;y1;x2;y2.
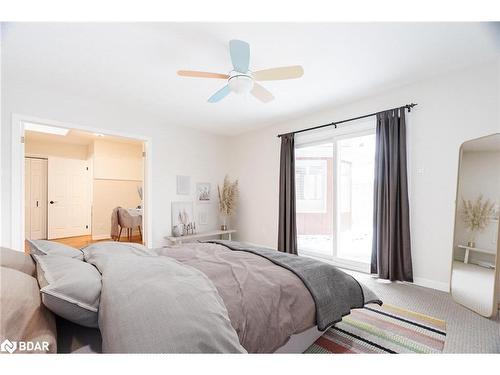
206;240;381;331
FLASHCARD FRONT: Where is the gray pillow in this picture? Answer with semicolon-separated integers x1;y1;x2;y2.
33;254;101;328
28;240;83;260
1;246;36;276
1;267;57;353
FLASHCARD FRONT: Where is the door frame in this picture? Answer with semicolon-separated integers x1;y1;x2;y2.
11;113;153;251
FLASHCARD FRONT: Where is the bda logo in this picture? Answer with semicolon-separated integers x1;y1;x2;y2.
1;339;17;354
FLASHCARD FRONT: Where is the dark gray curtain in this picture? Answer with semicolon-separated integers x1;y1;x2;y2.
371;108;413;281
278;134;298;255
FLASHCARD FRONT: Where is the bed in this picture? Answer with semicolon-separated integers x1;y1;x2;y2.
3;240;381;353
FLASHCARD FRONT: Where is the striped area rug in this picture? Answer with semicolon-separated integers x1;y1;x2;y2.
305;303;446;354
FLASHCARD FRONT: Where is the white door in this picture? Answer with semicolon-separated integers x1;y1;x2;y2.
47;157;91;239
25;158;48;240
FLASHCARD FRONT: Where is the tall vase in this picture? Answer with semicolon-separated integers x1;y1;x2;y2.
220;215;229;231
467;230;476;248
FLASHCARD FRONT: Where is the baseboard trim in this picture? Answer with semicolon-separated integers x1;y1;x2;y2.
412;277;449;292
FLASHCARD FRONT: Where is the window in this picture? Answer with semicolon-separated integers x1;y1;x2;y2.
336;133;375;264
295;124;375;270
296;159;327;213
295;143;333;257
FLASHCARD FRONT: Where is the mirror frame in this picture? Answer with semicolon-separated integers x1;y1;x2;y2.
449;133;500;317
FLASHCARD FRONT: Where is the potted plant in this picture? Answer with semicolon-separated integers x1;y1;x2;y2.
460;195;495;247
217;175;238;231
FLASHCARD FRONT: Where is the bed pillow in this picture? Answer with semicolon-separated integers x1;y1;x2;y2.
27;240;83;260
0;246;36;276
33;254;101;328
0;267;57;353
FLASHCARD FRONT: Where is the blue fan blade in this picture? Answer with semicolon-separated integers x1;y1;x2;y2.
229;39;250;73
207;85;231;103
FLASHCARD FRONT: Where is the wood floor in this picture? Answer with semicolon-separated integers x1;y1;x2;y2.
25;234;143;253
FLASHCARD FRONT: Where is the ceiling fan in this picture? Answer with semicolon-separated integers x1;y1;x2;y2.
177;39;304;103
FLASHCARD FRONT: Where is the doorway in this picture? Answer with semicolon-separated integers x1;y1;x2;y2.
11;114;152;252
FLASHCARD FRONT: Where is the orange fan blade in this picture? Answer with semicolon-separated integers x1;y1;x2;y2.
253;65;304;81
251;83;274;103
177;70;230;79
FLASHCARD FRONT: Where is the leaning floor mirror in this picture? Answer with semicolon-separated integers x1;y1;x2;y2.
451;133;500;317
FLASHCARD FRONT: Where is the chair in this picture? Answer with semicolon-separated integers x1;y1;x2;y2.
116;208;142;242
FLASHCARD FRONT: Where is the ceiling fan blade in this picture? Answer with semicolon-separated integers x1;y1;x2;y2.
208;85;231;103
177;70;230;79
229;39;250;73
251;83;274;103
253;65;304;81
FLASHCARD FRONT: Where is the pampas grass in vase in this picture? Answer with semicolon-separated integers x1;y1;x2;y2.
460;195;495;247
218;175;238;230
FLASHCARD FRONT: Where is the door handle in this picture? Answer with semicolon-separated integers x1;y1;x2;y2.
49;200;57;204
36;200;39;207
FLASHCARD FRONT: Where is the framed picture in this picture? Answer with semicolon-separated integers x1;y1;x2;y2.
171;201;194;235
196;182;211;202
198;209;209;225
176;175;191;195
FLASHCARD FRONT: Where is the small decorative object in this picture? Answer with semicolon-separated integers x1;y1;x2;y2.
171;201;194;236
172;225;183;237
197;183;211;202
176;175;191;195
460;195;495;248
217;175;238;230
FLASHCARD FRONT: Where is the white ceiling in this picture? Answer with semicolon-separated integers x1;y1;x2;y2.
4;23;500;135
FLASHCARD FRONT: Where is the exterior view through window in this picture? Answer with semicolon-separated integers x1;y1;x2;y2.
295;126;375;268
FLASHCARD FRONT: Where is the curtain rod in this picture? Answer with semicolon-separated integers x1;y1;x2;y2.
276;103;418;138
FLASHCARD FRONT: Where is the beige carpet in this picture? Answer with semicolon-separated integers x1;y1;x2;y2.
348;271;500;353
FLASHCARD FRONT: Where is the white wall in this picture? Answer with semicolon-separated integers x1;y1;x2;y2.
92;139;143;181
227;61;500;291
1;81;230;249
91;138;143;239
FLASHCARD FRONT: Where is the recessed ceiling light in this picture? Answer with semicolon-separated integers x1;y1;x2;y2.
93;133;105;137
24;122;69;136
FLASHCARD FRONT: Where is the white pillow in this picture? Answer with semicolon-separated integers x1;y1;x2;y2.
33;254;101;328
28;240;84;260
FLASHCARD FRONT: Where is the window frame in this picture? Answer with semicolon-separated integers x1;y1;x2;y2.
295;119;376;273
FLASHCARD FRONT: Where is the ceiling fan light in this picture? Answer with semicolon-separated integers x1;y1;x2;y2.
228;75;254;94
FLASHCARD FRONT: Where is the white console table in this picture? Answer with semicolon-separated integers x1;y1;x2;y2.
165;229;236;246
457;245;496;264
